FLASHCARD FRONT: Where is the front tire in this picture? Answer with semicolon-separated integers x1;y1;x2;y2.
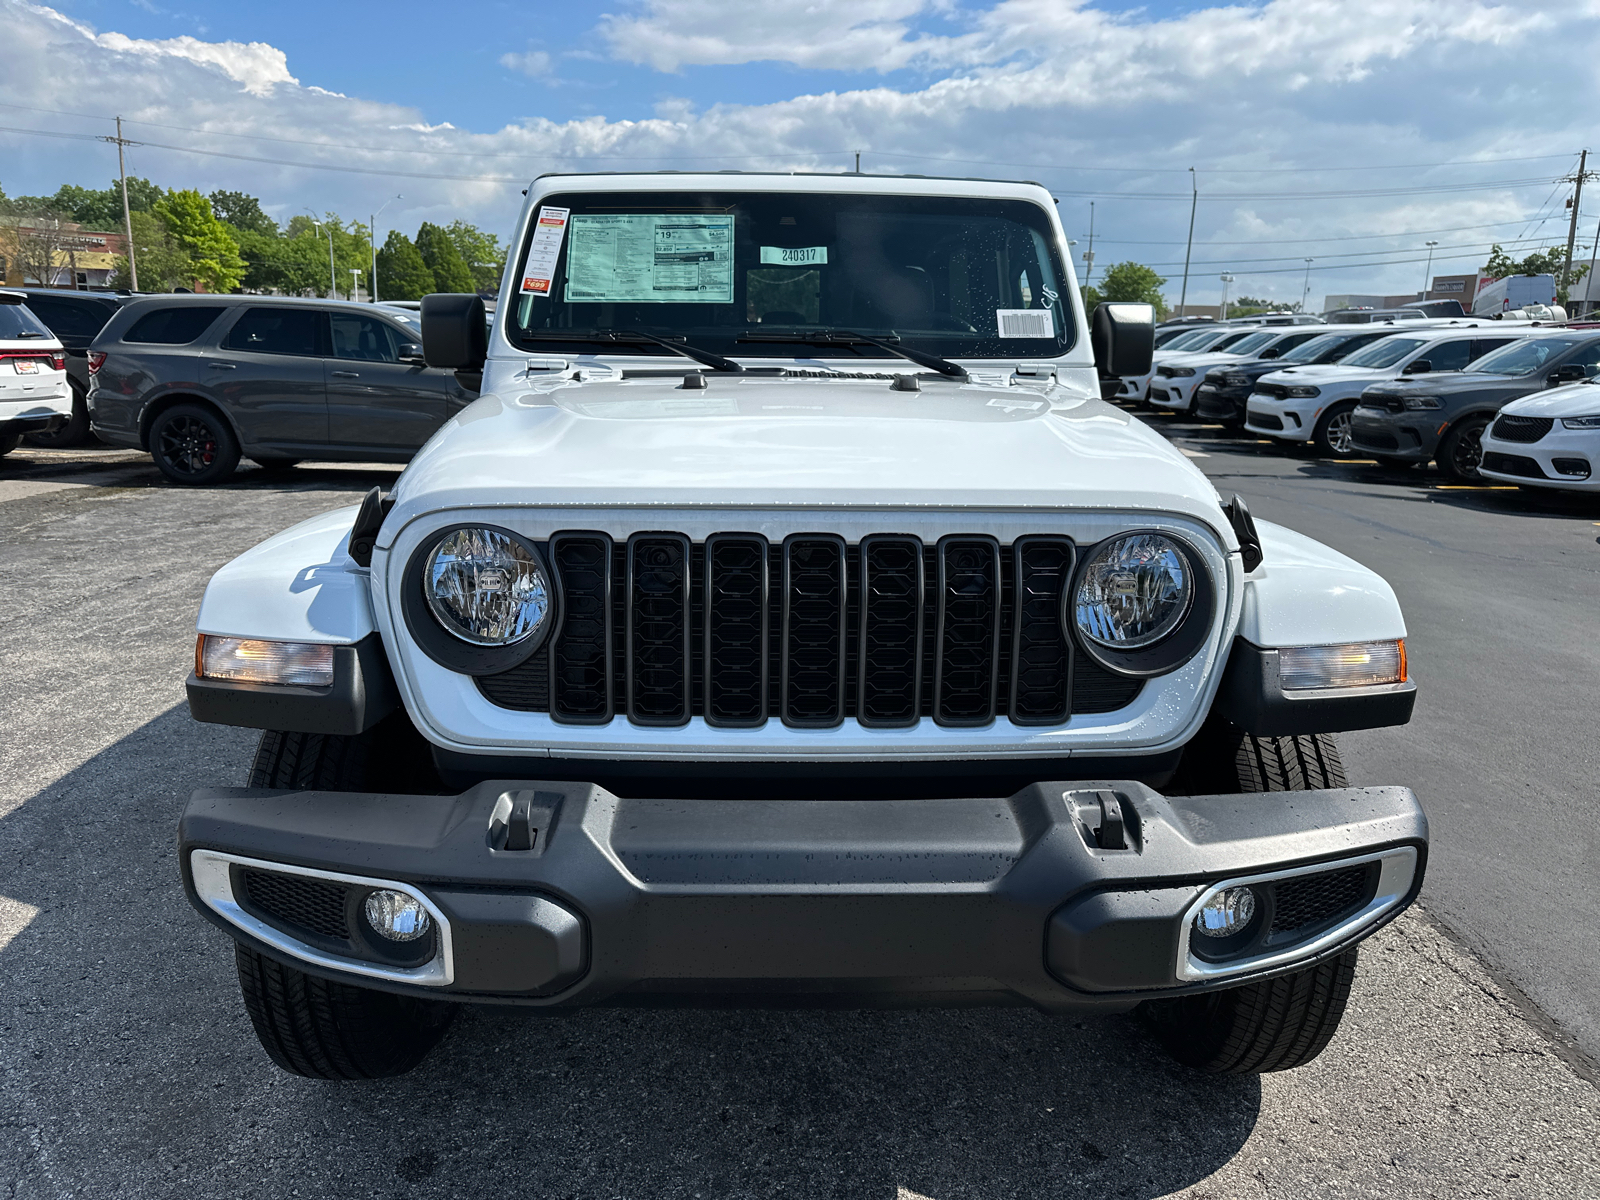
1311;402;1358;457
0;430;20;458
1436;415;1491;482
1145;719;1357;1073
149;402;240;486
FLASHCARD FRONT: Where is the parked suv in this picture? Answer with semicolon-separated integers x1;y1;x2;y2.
12;287;127;447
1478;381;1600;492
1194;326;1405;427
1118;325;1264;404
88;295;477;485
1148;325;1330;415
0;291;70;457
1245;324;1523;456
1351;330;1600;479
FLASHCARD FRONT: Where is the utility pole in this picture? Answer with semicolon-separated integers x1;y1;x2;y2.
1178;168;1197;318
1083;201;1096;296
97;116;140;291
1585;208;1600;317
854;151;861;174
1562;148;1590;301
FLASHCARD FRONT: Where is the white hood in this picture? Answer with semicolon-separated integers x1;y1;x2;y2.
384;372;1232;538
1498;381;1600;417
1258;363;1385;387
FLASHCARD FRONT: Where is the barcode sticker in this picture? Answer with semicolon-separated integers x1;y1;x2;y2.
996;309;1055;339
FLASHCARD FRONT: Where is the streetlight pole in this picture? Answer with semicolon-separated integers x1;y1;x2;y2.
1301;258;1314;313
305;209;335;297
1219;272;1234;321
349;268;362;301
370;194;402;303
1178;169;1197;318
1422;240;1439;301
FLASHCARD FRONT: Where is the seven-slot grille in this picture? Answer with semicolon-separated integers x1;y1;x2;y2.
1490;414;1554;444
478;532;1144;727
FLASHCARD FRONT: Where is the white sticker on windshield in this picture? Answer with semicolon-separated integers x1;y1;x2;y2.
760;246;828;266
564;214;734;304
521;206;570;295
996;309;1055;339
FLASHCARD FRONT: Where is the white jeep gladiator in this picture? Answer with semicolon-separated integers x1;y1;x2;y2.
179;172;1425;1080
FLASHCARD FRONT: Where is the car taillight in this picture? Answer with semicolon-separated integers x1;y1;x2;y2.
87;351;106;375
50;351;66;371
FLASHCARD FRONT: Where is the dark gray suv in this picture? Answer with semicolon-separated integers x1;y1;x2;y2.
1351;330;1600;480
88;295;476;485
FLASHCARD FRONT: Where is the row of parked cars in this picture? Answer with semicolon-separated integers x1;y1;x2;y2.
1122;315;1600;493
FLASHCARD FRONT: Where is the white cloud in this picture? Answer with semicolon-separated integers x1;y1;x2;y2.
500;47;554;78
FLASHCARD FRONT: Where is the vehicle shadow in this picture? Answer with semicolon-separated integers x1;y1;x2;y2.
0;704;1260;1200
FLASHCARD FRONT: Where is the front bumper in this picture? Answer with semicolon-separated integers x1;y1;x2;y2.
1480;427;1598;491
1349;406;1435;461
179;779;1427;1011
1194;383;1250;421
1244;392;1314;442
1147;375;1199;410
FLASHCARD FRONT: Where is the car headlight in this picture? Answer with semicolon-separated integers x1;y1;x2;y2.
1163;366;1196;378
425;528;552;645
1074;534;1192;650
1284;385;1321;398
1561;414;1600;428
1222;373;1251;387
1402;395;1442;410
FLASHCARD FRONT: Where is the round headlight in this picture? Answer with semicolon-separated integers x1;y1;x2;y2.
424;527;552;646
1074;533;1194;650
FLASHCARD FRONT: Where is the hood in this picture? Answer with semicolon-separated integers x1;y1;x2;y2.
1499;380;1600;417
1259;363;1385;386
1362;370;1516;397
385;372;1230;534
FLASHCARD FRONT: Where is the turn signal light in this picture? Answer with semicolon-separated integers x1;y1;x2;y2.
1278;640;1406;690
196;634;335;687
87;351;107;375
49;351;65;371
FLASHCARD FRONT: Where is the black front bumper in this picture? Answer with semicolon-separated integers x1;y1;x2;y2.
1350;406;1436;460
180;779;1427;1012
1194;383;1250;421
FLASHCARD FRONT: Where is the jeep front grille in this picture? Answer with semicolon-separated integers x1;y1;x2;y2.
477;532;1142;726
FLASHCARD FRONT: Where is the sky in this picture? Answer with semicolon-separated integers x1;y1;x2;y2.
3;0;1598;309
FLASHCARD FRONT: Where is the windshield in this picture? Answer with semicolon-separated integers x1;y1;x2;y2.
509;190;1072;361
0;303;52;340
1224;331;1277;356
1341;337;1427;369
1465;336;1575;376
1162;328;1217;351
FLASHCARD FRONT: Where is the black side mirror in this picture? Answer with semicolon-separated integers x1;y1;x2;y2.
421;293;487;370
1547;363;1586;386
1402;359;1431;374
1091;302;1155;378
397;342;426;363
1258;348;1281;359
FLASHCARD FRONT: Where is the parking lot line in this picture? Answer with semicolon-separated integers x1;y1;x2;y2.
1434;485;1519;491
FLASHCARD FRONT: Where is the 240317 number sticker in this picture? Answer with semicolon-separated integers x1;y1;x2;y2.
759;246;828;265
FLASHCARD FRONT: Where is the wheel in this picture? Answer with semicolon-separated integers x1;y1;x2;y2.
252;456;301;471
234;943;454;1079
248;711;445;794
1145;718;1357;1073
149;402;240;486
1436;415;1491;482
24;382;92;447
1311;402;1358;457
0;430;20;458
1374;455;1416;470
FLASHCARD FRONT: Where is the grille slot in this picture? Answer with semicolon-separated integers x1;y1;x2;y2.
934;536;1002;726
1271;866;1370;935
241;868;352;942
782;535;848;727
478;530;1149;725
627;533;692;725
1491;414;1553;444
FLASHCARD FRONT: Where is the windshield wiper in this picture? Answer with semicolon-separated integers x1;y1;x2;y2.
520;329;743;373
738;329;968;380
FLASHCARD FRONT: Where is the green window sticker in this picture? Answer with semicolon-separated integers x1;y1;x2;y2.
759;246;828;266
564;214;734;303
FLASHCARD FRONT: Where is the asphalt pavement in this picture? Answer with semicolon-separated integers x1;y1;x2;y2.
2;439;1598;1199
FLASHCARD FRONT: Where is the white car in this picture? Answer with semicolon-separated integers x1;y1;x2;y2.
176;171;1426;1082
1244;323;1525;456
1479;381;1600;492
0;291;70;457
1119;325;1263;401
1148;325;1333;414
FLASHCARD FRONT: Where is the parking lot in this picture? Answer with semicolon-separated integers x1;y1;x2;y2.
3;436;1599;1199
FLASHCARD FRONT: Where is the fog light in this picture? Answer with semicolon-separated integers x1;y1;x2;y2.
1278;640;1405;690
364;890;432;942
1194;887;1257;938
197;635;334;687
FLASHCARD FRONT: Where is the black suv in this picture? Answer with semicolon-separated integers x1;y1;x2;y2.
1351;330;1600;479
12;288;127;446
1194;326;1406;426
88;295;477;485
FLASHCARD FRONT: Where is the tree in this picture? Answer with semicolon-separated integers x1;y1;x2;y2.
377;230;435;300
1483;242;1589;302
46;178;163;230
1097;261;1168;312
0;197;75;287
416;221;475;293
112;209;192;291
154;189;245;292
210;190;277;237
443;220;505;293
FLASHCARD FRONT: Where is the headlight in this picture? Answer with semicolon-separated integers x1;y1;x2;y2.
1561;414;1600;428
425;527;552;645
1222;373;1251;387
1073;534;1194;650
1284;385;1321;398
1402;395;1442;410
1162;366;1196;378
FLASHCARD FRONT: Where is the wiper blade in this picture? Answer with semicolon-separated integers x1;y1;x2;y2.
520;329;743;373
738;329;967;380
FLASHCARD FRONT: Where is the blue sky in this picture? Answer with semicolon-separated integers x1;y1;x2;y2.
4;0;1596;307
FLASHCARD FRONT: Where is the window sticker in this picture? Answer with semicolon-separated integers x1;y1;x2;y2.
521;206;570;295
996;309;1055;339
760;246;828;266
564;214;734;304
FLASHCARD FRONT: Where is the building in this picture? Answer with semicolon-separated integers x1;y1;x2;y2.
0;219;127;289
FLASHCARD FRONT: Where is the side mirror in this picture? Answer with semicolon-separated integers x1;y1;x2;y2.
1091;302;1155;378
1547;364;1586;386
397;342;426;364
421;293;487;370
1258;348;1281;359
1402;359;1431;374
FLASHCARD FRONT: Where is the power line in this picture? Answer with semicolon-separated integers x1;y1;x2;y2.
1077;219;1574;247
869;149;1577;174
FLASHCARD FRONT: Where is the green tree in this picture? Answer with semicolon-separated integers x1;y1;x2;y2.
45;178;164;229
416;221;475;293
443;220;505;293
1482;242;1590;302
154;189;245;292
210;190;277;237
112;209;191;291
1097;261;1168;311
377;230;435;300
